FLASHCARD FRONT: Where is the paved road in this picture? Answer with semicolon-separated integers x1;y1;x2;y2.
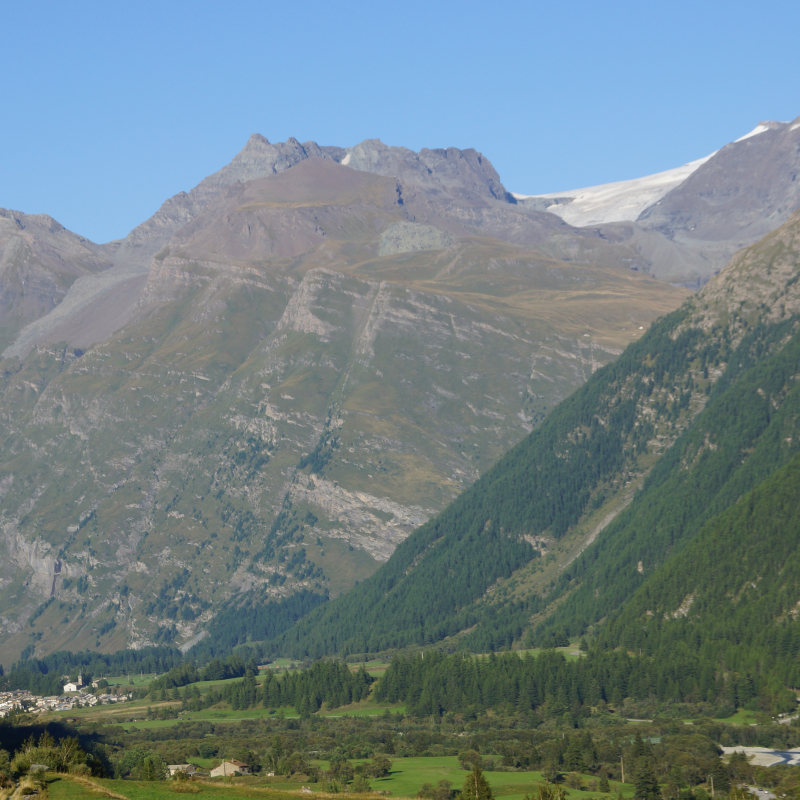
747;786;776;800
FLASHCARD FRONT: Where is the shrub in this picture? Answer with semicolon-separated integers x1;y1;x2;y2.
351;775;372;793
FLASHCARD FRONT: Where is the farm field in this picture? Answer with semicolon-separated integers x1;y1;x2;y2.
360;757;631;800
677;709;763;727
118;703;408;730
41;693;408;731
119;707;297;730
104;673;158;687
711;709;761;725
43;761;634;800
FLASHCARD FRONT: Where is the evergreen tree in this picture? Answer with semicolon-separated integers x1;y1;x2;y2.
634;760;660;800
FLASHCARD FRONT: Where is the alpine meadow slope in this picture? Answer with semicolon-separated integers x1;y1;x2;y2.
276;210;800;662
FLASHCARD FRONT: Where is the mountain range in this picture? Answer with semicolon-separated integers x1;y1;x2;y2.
0;119;799;664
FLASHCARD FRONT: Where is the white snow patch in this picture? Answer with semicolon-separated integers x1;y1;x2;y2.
341;152;352;166
513;119;797;228
735;124;772;142
734;120;788;141
513;154;715;227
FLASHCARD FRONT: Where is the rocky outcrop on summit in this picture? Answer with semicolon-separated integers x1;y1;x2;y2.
105;135;340;269
200;134;337;188
342;139;515;204
109;135;518;270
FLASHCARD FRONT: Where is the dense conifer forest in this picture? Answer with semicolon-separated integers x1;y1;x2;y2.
275;308;800;662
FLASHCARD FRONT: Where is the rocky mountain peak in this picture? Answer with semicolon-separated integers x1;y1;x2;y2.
245;132;271;147
342;138;513;204
199;133;323;189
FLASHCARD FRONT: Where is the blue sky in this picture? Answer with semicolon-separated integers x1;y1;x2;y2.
2;0;799;244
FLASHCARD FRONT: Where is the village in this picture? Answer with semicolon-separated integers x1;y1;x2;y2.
0;673;131;718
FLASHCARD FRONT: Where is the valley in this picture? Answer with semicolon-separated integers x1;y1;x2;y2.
2;119;800;800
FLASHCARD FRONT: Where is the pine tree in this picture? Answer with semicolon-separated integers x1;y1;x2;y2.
634;760;660;800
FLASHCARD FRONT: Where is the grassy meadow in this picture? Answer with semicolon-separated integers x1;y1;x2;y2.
42;760;635;800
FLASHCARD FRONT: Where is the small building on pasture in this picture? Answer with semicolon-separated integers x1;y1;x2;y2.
168;764;198;778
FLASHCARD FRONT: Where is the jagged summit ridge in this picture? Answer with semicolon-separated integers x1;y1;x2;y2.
199;134;339;188
106;134;513;269
342;138;514;203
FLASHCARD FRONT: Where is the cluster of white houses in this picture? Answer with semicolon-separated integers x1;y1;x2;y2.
0;690;32;717
0;689;77;716
0;685;130;718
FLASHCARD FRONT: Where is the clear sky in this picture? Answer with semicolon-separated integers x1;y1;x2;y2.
2;0;799;244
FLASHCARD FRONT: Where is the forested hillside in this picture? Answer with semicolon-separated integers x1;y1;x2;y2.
535;316;800;640
596;451;800;694
275;211;800;664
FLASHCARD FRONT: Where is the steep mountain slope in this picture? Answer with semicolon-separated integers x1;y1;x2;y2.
275;210;800;658
0;210;112;353
596;450;800;692
0;154;687;664
639;119;800;245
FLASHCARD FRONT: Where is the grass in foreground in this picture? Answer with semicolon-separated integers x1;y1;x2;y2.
43;761;635;800
46;773;375;800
